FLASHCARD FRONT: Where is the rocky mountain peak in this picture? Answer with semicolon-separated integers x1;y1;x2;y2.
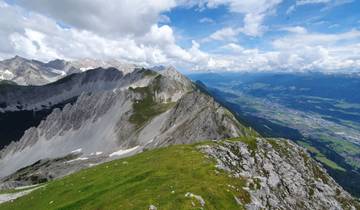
70;58;137;75
0;67;252;182
45;59;69;69
152;65;193;91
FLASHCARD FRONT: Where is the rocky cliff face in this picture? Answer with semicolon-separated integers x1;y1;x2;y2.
200;138;360;210
0;67;150;149
0;67;252;183
0;67;151;112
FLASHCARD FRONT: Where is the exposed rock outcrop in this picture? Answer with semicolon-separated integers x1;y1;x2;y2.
200;138;360;210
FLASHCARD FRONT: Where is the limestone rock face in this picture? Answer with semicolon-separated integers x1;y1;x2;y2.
0;67;127;112
0;67;251;184
200;138;360;210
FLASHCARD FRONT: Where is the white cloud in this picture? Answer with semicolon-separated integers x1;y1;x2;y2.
281;26;308;34
199;17;214;24
286;5;296;14
273;29;360;49
16;0;177;36
203;0;283;36
189;27;360;72
180;0;282;36
296;0;331;5
287;0;353;14
203;27;239;42
158;15;171;24
0;0;359;74
222;43;244;52
0;2;193;67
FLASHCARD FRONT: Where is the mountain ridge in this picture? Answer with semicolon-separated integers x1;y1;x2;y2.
0;66;252;186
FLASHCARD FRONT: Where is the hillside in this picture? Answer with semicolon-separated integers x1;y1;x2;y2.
0;136;358;210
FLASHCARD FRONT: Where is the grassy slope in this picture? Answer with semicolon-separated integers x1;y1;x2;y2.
0;139;255;210
298;141;346;172
129;75;175;128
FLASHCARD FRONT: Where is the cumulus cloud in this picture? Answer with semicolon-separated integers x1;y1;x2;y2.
201;0;283;36
281;26;308;34
188;27;360;72
296;0;331;5
0;0;359;73
203;27;240;42
286;0;353;14
0;1;192;67
199;17;214;24
218;29;360;72
15;0;177;37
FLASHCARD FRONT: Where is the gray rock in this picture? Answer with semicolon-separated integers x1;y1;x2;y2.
199;138;360;210
149;204;157;210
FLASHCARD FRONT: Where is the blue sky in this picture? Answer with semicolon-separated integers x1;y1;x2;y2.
168;0;360;48
0;0;360;72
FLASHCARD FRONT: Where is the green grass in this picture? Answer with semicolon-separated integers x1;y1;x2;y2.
129;76;175;128
315;156;346;172
298;141;346;172
226;136;258;156
0;143;251;210
267;139;291;158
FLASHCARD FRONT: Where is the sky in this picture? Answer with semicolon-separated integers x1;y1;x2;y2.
0;0;360;73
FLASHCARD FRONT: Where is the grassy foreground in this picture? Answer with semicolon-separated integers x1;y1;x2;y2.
0;142;251;210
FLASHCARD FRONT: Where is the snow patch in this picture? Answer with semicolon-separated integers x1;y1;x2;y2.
109;146;139;157
80;67;94;72
0;70;14;80
49;68;66;76
89;152;103;156
0;186;43;204
15;184;39;190
65;157;89;163
71;148;82;154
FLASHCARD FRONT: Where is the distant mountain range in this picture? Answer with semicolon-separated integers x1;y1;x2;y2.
0;56;138;86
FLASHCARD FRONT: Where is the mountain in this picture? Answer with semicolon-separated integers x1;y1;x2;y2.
43;59;79;75
188;71;360;197
0;56;138;86
0;66;252;187
0;137;359;209
0;64;359;209
70;58;138;75
0;56;65;86
0;67;134;149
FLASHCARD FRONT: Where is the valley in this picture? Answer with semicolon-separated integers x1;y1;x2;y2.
189;72;360;197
